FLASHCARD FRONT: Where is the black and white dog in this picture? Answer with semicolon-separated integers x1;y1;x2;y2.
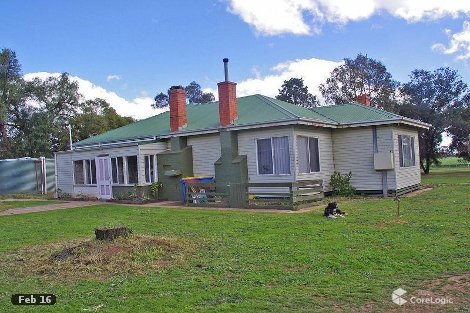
324;202;346;218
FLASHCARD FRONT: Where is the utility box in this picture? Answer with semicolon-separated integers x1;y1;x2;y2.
374;151;394;170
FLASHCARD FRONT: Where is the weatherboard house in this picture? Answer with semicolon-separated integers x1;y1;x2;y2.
55;59;429;205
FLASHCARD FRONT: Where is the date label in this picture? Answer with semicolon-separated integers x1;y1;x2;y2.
11;294;56;305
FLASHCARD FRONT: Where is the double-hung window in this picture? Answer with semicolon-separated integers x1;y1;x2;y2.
256;136;291;175
398;135;416;167
297;136;320;173
144;155;156;183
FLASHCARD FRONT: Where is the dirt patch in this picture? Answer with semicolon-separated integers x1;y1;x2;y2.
0;235;192;281
375;218;409;228
358;274;470;312
402;187;433;198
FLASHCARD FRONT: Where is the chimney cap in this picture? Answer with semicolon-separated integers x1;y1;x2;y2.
170;85;184;91
223;58;229;63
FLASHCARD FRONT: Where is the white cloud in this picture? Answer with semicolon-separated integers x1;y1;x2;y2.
106;74;121;82
228;0;470;35
24;72;167;120
432;21;470;60
205;57;342;102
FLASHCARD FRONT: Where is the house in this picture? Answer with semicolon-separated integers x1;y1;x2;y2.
55;59;429;205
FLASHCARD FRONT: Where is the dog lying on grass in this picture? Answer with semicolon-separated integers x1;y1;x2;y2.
324;202;346;218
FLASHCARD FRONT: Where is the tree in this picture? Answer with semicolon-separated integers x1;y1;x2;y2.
319;54;398;110
276;77;318;108
153;92;168;109
153;81;215;108
399;67;469;173
71;99;134;145
0;48;23;151
447;105;470;160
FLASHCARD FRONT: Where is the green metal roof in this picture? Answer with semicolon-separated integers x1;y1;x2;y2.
74;94;423;147
311;102;404;124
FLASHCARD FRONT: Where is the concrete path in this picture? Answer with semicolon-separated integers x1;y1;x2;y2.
0;199;326;216
0;201;99;216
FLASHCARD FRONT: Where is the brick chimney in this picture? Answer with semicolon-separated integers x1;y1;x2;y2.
355;94;371;106
218;58;238;127
169;86;187;132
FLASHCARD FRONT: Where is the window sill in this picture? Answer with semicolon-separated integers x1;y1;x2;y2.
74;184;97;187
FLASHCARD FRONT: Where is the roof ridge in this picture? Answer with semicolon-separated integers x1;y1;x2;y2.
255;94;299;119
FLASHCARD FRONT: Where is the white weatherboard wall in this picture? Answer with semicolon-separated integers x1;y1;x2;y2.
393;127;421;190
138;141;169;184
187;134;220;177
238;126;295;183
332;126;396;191
56;151;74;195
293;127;334;192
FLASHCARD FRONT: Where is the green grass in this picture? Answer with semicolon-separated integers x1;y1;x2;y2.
0;172;468;312
422;167;470;185
0;193;53;200
0;200;64;212
433;156;467;166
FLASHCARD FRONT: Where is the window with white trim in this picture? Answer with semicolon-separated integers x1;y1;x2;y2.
73;161;84;184
84;159;97;185
111;157;125;184
297;136;320;173
127;156;138;184
398;134;416;167
144;155;156;183
256;136;291;175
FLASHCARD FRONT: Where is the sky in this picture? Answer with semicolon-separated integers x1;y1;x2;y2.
2;0;470;120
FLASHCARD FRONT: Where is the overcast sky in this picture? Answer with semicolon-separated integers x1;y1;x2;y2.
2;0;470;120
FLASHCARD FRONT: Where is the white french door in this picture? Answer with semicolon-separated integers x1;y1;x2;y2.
96;156;112;199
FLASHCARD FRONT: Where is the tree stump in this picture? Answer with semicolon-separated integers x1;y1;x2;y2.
95;227;132;240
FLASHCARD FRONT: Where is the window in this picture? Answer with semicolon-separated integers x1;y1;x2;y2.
127;156;138;184
74;161;84;184
256;136;291;175
297;136;320;173
111;157;125;184
144;155;156;183
85;159;97;184
398;135;415;167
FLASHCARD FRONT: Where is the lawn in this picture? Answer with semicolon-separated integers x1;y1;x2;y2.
0;171;468;312
422;167;470;185
0;200;64;213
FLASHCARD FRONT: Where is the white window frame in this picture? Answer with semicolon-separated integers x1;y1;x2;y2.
84;159;97;185
73;160;85;185
125;155;138;185
111;156;126;185
297;135;321;174
255;136;291;176
399;134;416;168
144;155;157;183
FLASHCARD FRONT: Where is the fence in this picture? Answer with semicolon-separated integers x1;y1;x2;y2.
185;182;229;207
0;157;55;195
185;180;323;210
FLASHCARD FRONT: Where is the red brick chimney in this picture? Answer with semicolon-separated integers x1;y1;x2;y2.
355;94;371;106
169;86;187;132
218;58;238;127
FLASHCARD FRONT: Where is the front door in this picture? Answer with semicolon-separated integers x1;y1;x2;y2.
96;156;112;199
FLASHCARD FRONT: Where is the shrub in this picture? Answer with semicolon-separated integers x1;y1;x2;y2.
150;182;163;199
330;171;356;197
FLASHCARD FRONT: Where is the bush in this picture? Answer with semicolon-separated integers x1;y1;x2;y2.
330;171;356;196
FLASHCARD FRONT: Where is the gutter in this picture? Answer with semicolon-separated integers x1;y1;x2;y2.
73;136;157;151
